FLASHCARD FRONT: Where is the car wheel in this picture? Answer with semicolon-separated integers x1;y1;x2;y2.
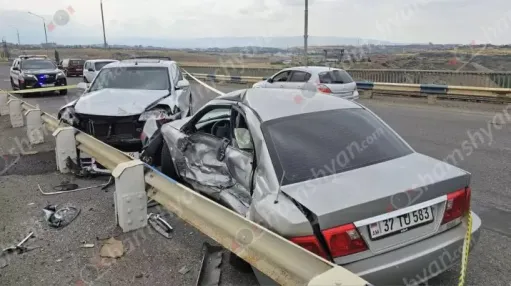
10;77;15;89
83;76;89;83
188;93;193;116
17;80;27;98
161;141;179;180
59;88;68;95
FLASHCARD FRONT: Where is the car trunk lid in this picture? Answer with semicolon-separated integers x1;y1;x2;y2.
281;152;470;255
317;69;357;97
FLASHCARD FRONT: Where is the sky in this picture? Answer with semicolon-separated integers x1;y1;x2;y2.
1;0;511;46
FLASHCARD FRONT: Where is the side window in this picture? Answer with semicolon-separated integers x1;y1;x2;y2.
193;107;232;139
84;62;88;69
272;71;290;82
289;71;311;82
177;68;184;81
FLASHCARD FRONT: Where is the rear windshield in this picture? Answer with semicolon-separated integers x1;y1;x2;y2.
89;67;170;91
95;61;115;70
70;60;85;66
319;70;354;84
262;109;413;185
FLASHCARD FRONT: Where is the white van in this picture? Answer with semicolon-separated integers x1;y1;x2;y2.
83;59;118;83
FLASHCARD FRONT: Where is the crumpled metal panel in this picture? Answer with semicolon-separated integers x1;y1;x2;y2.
225;147;253;191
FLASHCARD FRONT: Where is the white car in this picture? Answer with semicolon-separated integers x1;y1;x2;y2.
58;57;192;171
253;66;359;100
82;59;119;83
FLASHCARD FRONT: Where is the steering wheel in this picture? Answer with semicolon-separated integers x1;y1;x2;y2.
211;120;230;138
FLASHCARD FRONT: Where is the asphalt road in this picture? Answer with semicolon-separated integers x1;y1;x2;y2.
2;65;511;285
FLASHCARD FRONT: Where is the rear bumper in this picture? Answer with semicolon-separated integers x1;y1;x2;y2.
344;212;481;285
333;90;359;101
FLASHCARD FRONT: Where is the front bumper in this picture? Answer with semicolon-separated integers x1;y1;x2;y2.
21;76;67;89
344;212;481;285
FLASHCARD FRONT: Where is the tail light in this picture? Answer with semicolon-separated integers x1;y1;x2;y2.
441;187;471;225
289;235;328;259
322;223;368;258
317;84;332;94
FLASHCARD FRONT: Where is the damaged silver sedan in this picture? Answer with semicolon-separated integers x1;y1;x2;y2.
58;58;192;173
141;88;481;285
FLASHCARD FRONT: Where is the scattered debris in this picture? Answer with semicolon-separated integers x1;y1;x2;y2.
147;199;159;208
148;213;173;239
178;266;190;275
27;203;35;206
56;259;63;262
37;177;113;195
81;244;95;248
100;238;124;258
43;204;81;228
2;232;36;254
196;242;224;286
135;273;143;279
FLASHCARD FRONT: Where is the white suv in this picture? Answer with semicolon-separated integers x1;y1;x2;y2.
82;59;118;83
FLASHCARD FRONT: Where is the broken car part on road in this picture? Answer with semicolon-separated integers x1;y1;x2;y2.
42;204;81;228
196;242;224;286
37;177;113;195
148;213;173;239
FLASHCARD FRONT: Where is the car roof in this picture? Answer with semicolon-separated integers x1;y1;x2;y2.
86;59;118;63
216;88;362;122
281;66;345;74
102;60;176;68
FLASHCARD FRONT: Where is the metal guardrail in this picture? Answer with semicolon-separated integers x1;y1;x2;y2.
186;73;511;101
0;86;370;286
180;65;511;88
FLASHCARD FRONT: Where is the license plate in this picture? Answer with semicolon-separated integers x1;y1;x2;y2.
41;84;54;87
369;207;434;239
127;152;140;159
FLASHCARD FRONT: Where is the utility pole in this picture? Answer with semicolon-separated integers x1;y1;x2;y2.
28;12;48;50
100;0;108;49
304;0;309;66
9;26;20;45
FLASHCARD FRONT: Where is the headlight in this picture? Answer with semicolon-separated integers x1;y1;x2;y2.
57;72;65;78
138;108;172;121
22;73;36;79
60;107;79;125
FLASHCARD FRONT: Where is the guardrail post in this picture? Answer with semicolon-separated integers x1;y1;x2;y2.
0;93;8;115
25;109;44;145
8;98;24;128
53;127;77;173
112;160;147;233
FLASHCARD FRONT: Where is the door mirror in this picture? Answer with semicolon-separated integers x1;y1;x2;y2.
234;128;253;150
176;79;189;90
77;82;90;90
12;66;19;71
57;65;63;69
267;78;274;83
88;68;94;72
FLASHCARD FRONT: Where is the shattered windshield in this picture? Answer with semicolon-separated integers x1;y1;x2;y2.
89;66;170;91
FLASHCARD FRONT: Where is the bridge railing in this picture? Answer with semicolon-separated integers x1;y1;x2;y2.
180;65;511;88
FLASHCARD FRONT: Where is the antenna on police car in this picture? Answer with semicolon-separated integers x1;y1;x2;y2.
274;170;286;204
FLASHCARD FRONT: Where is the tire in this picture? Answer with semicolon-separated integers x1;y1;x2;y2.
59;88;68;95
18;80;26;98
161;141;179;180
83;76;89;83
10;77;15;89
188;93;193;116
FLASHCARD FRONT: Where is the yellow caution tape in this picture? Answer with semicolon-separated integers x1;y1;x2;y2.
0;85;78;94
458;209;472;286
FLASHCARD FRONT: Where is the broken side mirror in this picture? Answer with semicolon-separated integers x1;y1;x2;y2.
77;82;90;90
234;128;253;150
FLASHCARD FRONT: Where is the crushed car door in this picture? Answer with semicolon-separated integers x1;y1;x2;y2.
171;105;236;197
176;133;235;191
224;147;253;191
